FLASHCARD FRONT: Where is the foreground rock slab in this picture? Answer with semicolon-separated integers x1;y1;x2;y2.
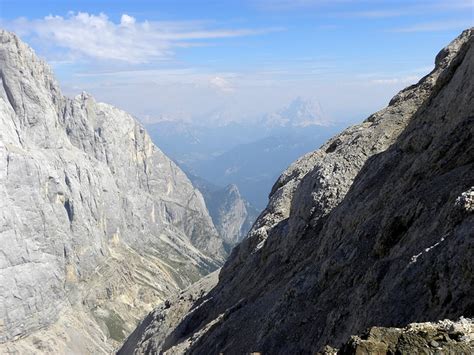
320;318;474;354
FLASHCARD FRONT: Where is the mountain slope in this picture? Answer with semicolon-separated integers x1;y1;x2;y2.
0;30;225;353
120;28;474;354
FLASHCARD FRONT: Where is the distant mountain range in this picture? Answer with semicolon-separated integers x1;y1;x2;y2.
146;98;342;208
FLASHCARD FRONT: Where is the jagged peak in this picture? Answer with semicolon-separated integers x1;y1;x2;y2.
0;28;63;133
435;27;473;67
387;27;473;108
0;29;58;88
73;91;97;105
0;29;22;47
224;183;241;196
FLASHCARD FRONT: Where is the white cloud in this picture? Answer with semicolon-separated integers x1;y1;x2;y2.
8;12;280;63
433;0;474;10
334;0;473;19
254;0;344;10
120;14;136;27
370;75;420;85
391;20;473;33
337;10;405;18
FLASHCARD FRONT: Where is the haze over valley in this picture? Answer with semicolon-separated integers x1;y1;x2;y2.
146;96;342;209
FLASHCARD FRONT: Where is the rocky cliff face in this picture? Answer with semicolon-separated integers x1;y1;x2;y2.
120;28;474;354
206;184;258;250
189;175;259;250
0;30;225;353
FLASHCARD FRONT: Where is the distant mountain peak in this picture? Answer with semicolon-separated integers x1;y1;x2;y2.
263;96;328;128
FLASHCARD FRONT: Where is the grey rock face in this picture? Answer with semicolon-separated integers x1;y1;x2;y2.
0;29;225;353
121;29;474;354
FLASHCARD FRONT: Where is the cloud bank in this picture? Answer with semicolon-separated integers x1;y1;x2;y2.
8;12;279;63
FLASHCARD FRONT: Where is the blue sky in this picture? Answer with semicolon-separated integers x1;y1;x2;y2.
0;0;472;124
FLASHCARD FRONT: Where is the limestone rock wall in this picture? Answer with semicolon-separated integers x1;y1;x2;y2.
0;29;225;353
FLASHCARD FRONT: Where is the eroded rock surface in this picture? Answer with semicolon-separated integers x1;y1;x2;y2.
0;30;225;353
121;29;474;354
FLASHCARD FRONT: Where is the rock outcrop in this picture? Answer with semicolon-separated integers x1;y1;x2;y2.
0;30;225;353
120;28;474;354
321;318;474;354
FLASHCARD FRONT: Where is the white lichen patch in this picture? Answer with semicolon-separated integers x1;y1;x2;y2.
455;187;474;213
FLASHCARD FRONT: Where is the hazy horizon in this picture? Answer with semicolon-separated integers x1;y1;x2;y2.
1;0;472;126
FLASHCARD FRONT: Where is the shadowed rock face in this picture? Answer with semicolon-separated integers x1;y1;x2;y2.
0;30;226;353
120;29;474;354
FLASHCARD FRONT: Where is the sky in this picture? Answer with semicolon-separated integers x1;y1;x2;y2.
0;0;473;125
